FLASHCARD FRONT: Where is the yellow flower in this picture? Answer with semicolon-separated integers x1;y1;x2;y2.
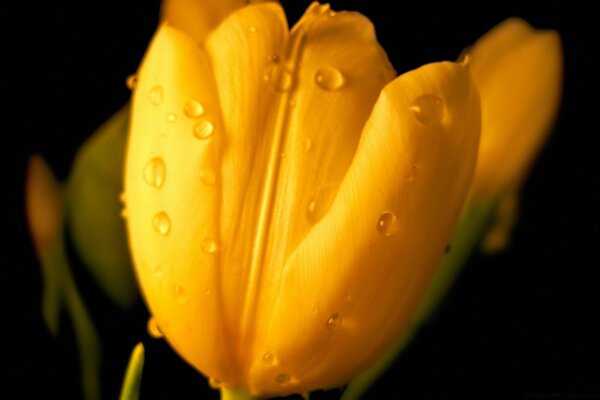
468;18;562;200
124;0;480;396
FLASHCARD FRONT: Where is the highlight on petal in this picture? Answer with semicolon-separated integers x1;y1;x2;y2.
248;61;480;396
468;18;563;198
161;0;247;43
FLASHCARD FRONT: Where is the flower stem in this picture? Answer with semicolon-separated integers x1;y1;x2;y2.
220;388;257;400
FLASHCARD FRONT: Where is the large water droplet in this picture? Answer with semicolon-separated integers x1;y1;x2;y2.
200;169;216;186
147;317;163;339
326;313;342;330
166;113;177;123
143;157;166;188
202;238;219;254
409;94;445;124
152;212;171;235
315;66;345;91
262;352;276;365
149;85;163;105
306;184;336;224
376;212;398;236
184;101;205;118
194;121;214;140
173;284;187;304
126;74;137;90
274;373;291;385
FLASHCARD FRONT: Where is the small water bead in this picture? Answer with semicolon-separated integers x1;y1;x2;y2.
409;94;445;124
208;378;222;389
200;169;216;186
267;54;281;63
248;25;257;33
153;264;164;277
274;69;292;92
166;113;177;123
184;100;205;118
306;184;336;224
314;66;345;91
194;121;214;140
149;85;164;105
326;313;342;330
173;285;187;304
262;352;276;365
118;192;126;203
152;212;171;235
201;238;219;254
288;97;297;107
125;74;137;90
303;138;313;153
147;317;163;339
376;212;398;236
120;208;128;219
143;157;166;188
274;373;291;385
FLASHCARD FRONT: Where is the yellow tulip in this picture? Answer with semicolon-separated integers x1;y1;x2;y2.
124;1;480;397
469;18;563;200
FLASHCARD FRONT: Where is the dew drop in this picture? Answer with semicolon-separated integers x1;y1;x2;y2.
194;121;214;140
249;25;257;33
262;352;276;365
376;212;398;236
143;157;166;188
125;74;137;90
149;85;163;105
154;265;164;277
409;94;445;124
205;289;212;296
267;54;281;63
274;373;291;385
152;212;171;235
208;378;222;389
120;208;128;219
200;169;216;186
267;65;293;92
326;313;342;330
166;113;177;123
201;238;219;254
306;184;336;224
315;66;345;91
118;192;126;203
184;100;205;118
173;284;187;304
303;138;313;153
147;317;163;339
288;97;297;107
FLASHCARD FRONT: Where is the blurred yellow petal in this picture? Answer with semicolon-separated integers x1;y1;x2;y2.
161;0;247;43
249;61;480;396
469;18;562;198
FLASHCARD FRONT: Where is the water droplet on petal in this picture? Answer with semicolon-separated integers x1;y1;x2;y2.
303;138;313;153
267;65;293;92
194;121;214;140
173;284;187;304
249;25;257;33
154;265;164;277
267;54;281;63
152;212;171;235
126;74;137;90
306;184;336;224
184;101;205;118
326;313;342;330
315;66;345;91
120;208;128;219
201;238;219;254
275;373;291;385
147;317;163;339
149;85;163;105
118;192;127;203
376;212;398;236
208;378;222;389
262;352;276;365
143;157;166;188
289;97;297;107
200;169;216;186
166;113;177;123
409;94;445;124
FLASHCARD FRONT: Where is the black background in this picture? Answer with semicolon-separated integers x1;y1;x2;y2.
5;1;599;399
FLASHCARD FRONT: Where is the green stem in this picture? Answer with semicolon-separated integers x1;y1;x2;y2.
119;343;145;400
220;388;258;400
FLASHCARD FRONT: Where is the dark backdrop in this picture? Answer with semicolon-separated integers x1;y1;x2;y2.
6;1;599;399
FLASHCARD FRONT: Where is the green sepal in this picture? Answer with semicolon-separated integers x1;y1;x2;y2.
65;104;138;309
342;198;498;400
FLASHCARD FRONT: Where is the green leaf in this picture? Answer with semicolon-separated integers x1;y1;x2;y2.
65;104;138;309
119;343;145;400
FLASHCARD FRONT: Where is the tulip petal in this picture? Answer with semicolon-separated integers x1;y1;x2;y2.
161;0;247;44
125;24;237;383
469;18;562;197
249;61;480;395
204;2;395;374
